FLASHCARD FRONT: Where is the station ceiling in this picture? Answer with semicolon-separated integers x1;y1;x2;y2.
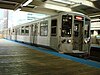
0;0;100;17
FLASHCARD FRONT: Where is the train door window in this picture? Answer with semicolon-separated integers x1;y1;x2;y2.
21;26;25;35
61;15;72;37
74;23;79;37
40;20;48;36
25;26;29;35
51;19;57;36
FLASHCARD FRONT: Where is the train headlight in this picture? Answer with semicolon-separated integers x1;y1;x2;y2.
84;39;88;44
67;39;71;43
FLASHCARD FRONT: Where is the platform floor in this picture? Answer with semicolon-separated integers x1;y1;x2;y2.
0;39;100;75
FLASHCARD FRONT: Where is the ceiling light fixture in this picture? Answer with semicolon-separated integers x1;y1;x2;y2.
23;0;33;6
53;0;75;4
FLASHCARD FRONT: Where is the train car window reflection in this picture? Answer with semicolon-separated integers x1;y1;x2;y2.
61;15;72;37
51;19;57;36
40;26;48;36
40;21;48;36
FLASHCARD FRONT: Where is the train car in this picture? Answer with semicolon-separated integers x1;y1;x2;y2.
3;12;91;54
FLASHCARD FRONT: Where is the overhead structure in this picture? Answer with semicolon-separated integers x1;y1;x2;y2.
0;0;100;16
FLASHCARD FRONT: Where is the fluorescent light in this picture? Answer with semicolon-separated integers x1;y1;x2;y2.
53;0;75;4
23;0;33;6
90;0;97;1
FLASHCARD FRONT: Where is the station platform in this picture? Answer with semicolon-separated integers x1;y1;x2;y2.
0;39;100;75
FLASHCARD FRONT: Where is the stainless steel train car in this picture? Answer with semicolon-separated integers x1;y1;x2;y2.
3;12;91;54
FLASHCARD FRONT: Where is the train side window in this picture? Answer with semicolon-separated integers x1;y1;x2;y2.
25;26;29;35
40;20;48;36
51;19;57;36
61;15;72;37
21;26;25;35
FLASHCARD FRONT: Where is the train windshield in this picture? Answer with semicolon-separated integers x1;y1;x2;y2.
61;15;72;37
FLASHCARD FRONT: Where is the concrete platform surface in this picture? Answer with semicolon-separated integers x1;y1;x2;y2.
0;39;100;75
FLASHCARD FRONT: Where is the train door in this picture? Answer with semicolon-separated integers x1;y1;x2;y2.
73;16;83;51
33;23;38;44
50;18;58;50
